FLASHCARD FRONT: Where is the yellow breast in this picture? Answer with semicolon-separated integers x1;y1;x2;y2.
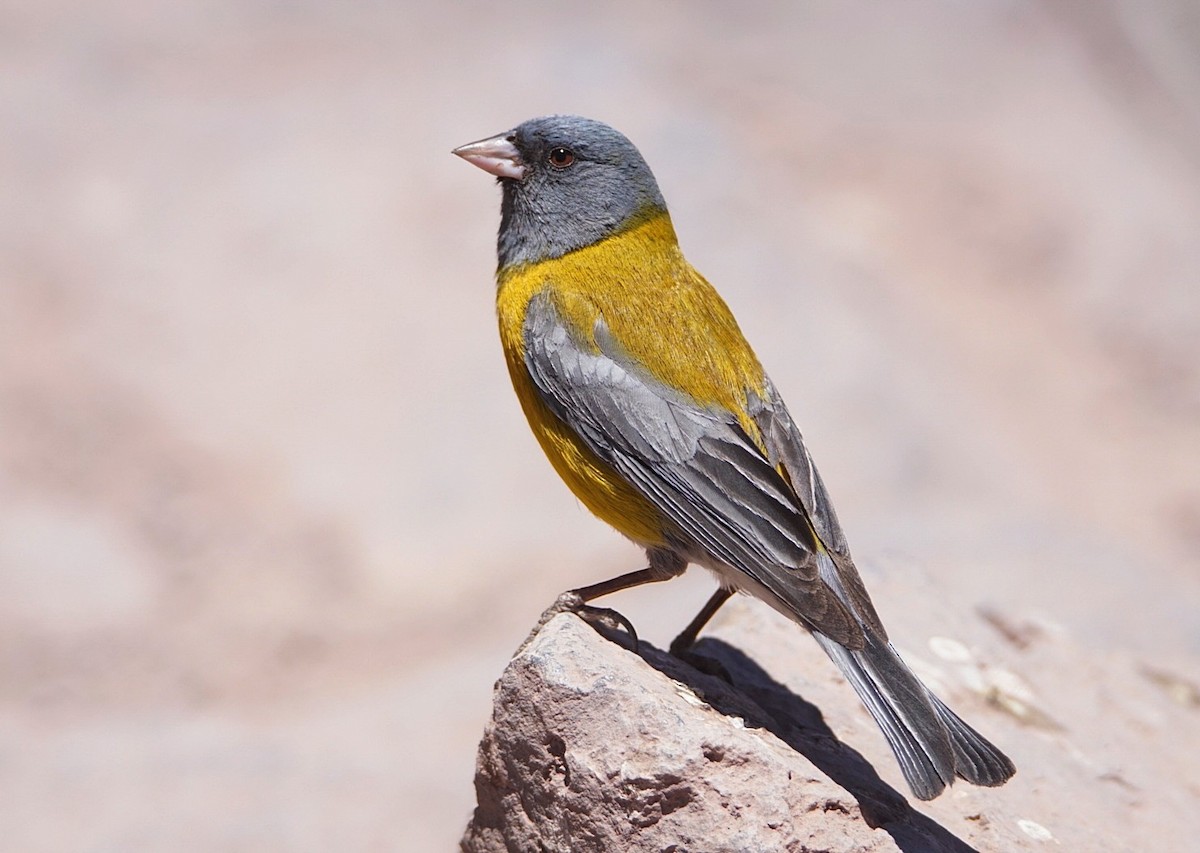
495;211;767;548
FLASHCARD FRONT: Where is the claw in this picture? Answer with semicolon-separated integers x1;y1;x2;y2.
517;590;640;654
575;603;639;651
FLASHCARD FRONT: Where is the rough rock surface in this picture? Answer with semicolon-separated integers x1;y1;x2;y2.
461;615;899;853
462;614;973;852
461;591;1197;852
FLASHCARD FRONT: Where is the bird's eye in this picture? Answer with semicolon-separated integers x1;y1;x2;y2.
547;147;575;169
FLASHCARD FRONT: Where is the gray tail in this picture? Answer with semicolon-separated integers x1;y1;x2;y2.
812;630;1015;800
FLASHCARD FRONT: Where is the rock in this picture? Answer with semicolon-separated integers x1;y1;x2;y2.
461;583;1200;852
460;611;990;853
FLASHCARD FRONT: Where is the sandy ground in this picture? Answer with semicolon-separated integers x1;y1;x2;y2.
2;1;1199;850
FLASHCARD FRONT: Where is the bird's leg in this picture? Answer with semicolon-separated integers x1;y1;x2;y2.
669;586;735;680
669;586;734;655
541;567;660;648
522;550;687;653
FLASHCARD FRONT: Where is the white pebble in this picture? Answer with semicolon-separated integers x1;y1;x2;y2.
929;636;973;663
1017;818;1056;842
991;668;1037;703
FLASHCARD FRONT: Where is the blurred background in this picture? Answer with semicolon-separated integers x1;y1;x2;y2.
2;1;1199;849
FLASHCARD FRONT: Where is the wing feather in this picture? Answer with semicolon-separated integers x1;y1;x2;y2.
523;290;864;646
749;381;886;637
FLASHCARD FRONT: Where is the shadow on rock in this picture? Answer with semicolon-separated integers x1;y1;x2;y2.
632;633;980;853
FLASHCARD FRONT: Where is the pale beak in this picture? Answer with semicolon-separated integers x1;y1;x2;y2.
452;132;526;180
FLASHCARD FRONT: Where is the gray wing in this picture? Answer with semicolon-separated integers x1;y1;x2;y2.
749;380;886;638
523;291;864;647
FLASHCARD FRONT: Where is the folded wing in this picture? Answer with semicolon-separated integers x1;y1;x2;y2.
523;290;863;647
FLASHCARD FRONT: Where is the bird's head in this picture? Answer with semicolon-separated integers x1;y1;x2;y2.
454;115;668;269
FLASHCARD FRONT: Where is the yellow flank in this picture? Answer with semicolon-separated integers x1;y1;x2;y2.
496;210;768;548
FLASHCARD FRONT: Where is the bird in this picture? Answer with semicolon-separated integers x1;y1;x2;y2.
452;115;1015;800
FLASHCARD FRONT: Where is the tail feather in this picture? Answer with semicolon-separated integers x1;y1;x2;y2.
813;631;1014;800
813;632;955;800
929;692;1016;787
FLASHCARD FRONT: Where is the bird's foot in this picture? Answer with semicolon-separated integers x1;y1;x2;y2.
517;590;640;654
669;636;732;682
